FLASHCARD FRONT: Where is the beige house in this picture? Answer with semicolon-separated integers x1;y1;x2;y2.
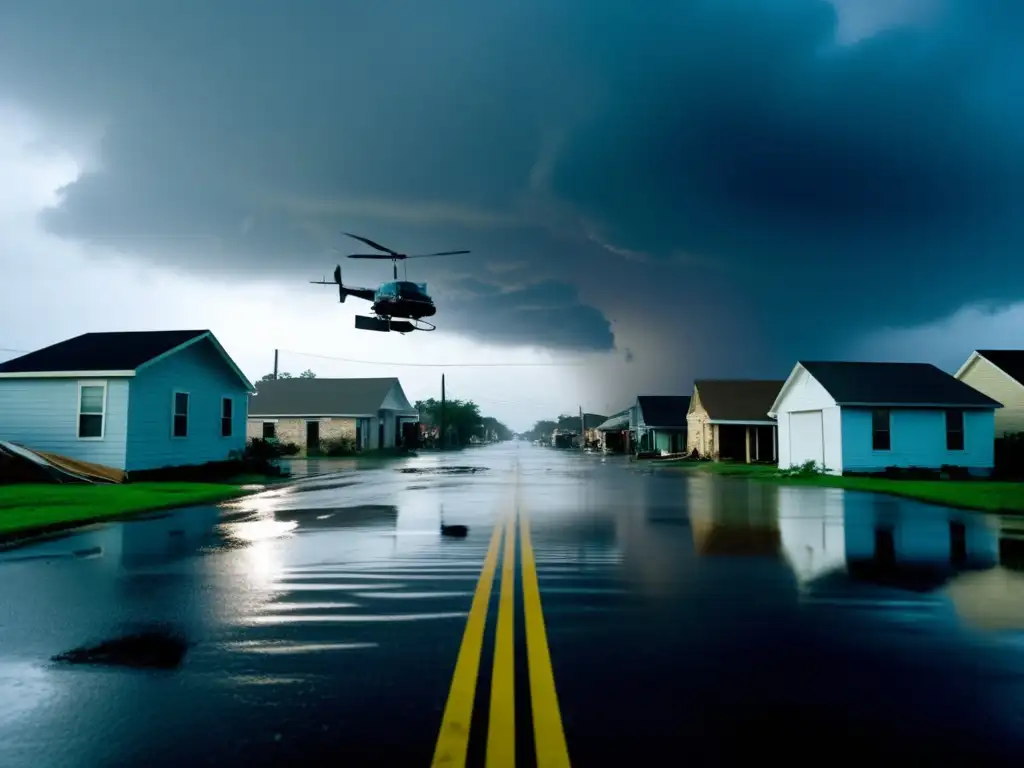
686;379;784;463
955;351;1021;437
247;377;419;454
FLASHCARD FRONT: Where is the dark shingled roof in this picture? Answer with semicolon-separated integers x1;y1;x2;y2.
800;362;1001;408
637;395;691;427
694;379;785;422
249;377;406;416
977;350;1024;387
0;330;209;373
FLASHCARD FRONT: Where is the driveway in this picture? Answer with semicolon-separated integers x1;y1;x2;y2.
2;444;1024;766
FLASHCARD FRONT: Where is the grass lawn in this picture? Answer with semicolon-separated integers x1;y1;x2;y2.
664;461;1024;513
0;482;249;537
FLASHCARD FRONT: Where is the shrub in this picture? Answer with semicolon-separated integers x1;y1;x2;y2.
245;438;300;460
321;437;356;457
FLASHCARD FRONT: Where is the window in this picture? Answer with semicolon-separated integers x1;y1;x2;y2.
173;392;189;437
221;397;233;437
78;382;106;439
262;421;276;439
946;409;964;451
871;408;891;451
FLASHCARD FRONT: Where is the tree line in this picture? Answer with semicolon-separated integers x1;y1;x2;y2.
414;398;513;446
521;414;586;442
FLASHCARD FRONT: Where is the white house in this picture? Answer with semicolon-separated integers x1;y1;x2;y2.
955;350;1024;438
768;361;1001;476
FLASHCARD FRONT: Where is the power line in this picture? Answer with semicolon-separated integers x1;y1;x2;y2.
280;348;588;368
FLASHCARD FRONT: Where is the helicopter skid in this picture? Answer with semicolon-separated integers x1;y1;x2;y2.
354;315;436;334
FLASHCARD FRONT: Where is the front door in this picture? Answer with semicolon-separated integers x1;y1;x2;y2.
378;421;386;449
306;421;320;455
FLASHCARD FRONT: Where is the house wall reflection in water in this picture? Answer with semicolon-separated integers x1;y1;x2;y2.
779;485;1000;596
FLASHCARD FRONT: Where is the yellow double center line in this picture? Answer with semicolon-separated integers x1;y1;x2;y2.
431;498;570;767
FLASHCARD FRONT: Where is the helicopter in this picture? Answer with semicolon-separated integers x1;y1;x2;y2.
310;232;470;333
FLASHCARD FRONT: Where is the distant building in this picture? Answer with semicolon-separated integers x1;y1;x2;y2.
687;379;784;463
633;395;690;455
248;377;419;454
0;330;253;472
956;350;1024;437
769;361;1001;476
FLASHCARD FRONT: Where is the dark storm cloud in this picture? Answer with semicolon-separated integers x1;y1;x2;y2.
2;0;1023;363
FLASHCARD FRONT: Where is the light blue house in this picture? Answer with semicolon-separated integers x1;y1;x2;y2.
0;330;255;473
769;361;1002;476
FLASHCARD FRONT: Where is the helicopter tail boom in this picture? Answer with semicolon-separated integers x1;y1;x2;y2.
310;265;376;304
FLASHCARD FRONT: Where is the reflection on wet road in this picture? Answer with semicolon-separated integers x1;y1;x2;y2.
3;445;1024;766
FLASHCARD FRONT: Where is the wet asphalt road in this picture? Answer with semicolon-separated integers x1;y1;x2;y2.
3;443;1024;766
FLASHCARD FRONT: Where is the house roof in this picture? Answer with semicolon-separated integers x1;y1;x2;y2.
0;330;209;373
0;330;254;391
583;413;608;430
974;350;1024;387
693;379;785;422
248;377;406;416
798;362;1001;408
597;411;630;431
637;395;691;427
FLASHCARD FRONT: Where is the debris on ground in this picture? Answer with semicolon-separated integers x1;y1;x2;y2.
0;440;125;484
52;627;190;669
397;466;488;475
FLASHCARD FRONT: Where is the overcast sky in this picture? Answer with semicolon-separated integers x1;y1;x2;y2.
1;0;1022;432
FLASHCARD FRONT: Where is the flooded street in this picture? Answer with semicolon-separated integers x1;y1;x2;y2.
2;443;1024;766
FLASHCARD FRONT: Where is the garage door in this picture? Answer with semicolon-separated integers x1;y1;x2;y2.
789;410;824;468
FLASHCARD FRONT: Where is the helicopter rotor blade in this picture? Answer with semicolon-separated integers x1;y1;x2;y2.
406;250;472;258
341;232;400;256
345;253;399;259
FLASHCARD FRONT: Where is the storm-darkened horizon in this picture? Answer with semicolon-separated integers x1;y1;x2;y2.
2;0;1023;430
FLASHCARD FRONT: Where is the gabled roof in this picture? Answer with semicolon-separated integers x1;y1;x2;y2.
597;410;630;431
959;350;1024;387
0;330;254;391
693;379;785;423
249;377;409;417
637;395;691;427
773;361;1000;413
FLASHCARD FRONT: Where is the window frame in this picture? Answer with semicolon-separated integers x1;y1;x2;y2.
945;409;965;451
172;391;190;439
221;396;233;438
262;421;277;440
871;408;891;452
77;380;108;441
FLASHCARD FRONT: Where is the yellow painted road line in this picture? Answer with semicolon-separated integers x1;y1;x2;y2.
520;506;572;768
431;513;506;767
486;506;517;767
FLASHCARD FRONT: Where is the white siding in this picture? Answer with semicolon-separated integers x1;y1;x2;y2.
957;355;1024;437
773;366;841;473
0;378;130;469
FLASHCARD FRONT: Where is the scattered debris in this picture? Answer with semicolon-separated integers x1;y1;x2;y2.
0;440;126;484
52;627;190;669
441;523;469;538
398;466;487;476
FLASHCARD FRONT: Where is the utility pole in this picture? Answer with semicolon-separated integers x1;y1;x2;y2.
579;405;585;449
273;349;279;380
440;373;446;451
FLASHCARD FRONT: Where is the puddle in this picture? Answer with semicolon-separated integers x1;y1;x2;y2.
52;627;190;669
